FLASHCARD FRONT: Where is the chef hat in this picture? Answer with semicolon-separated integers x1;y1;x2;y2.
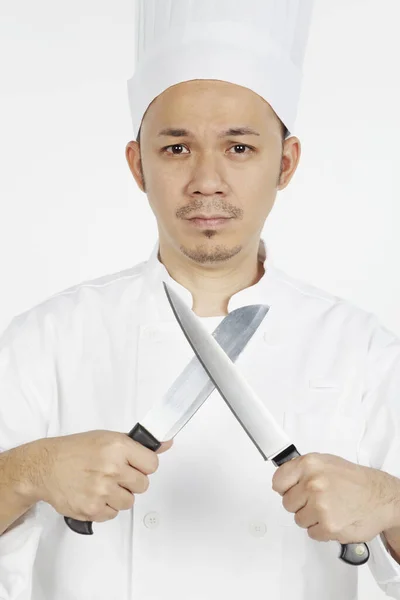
127;0;314;139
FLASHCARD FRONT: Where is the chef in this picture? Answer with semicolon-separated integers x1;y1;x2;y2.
1;0;400;598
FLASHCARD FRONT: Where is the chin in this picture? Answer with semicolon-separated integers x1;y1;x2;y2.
178;239;242;264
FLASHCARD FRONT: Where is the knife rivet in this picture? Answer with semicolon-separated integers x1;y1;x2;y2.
355;545;366;555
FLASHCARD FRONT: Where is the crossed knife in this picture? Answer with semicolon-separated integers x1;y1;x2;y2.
64;282;369;566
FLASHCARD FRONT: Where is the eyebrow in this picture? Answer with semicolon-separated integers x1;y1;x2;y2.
157;126;261;138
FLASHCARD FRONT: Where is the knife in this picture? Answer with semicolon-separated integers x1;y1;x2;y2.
65;301;269;535
163;281;370;567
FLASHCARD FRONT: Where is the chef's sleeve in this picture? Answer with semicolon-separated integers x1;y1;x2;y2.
357;318;400;598
0;307;55;599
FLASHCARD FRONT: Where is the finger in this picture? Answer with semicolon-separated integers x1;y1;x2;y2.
156;439;174;454
108;487;136;512
118;465;150;495
294;502;318;529
272;457;302;495
92;504;119;523
282;481;308;514
306;522;332;543
126;439;159;475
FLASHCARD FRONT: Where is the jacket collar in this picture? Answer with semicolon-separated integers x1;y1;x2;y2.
140;238;275;321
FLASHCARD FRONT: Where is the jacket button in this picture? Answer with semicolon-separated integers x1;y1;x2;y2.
143;511;160;529
249;521;267;537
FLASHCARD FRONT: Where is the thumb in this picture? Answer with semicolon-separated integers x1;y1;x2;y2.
156;438;174;454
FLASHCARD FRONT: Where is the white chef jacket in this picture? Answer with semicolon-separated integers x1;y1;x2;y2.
1;239;400;600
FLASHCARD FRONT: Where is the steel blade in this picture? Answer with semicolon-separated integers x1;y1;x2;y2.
163;282;291;460
141;298;269;440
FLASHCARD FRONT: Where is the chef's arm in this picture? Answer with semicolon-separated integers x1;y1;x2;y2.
0;439;44;536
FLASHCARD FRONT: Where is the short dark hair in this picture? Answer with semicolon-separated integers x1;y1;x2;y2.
136;120;289;145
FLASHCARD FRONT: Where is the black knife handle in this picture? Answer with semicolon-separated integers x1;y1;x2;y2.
271;444;370;566
127;422;162;451
64;423;161;535
338;541;370;565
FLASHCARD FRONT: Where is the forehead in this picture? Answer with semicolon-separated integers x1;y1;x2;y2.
142;79;275;134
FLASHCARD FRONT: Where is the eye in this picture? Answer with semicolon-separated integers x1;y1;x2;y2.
162;144;189;155
228;144;254;155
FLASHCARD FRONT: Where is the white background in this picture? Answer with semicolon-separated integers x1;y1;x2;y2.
1;0;399;597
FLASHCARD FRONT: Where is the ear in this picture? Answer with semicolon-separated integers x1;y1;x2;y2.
277;136;301;190
125;141;146;192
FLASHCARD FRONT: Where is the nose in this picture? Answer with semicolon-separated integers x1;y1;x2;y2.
187;152;228;198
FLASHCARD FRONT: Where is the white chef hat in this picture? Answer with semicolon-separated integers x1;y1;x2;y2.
127;0;314;140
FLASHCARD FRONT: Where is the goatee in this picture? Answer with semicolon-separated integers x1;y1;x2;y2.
179;243;242;264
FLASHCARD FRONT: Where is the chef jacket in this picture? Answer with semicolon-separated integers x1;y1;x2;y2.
1;238;400;600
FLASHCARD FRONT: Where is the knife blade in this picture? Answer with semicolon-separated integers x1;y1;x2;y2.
65;301;269;535
163;281;370;567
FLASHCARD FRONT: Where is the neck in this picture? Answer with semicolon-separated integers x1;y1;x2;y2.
159;239;265;317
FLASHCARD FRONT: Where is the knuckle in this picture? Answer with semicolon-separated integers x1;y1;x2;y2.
323;519;338;536
111;441;128;461
315;499;329;517
95;481;112;498
306;477;325;493
84;501;102;521
104;463;120;478
103;435;126;456
302;452;321;468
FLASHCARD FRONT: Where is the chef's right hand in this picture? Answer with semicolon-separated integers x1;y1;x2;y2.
32;430;172;524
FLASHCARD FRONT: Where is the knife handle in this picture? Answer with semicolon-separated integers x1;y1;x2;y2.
272;444;370;566
64;423;161;535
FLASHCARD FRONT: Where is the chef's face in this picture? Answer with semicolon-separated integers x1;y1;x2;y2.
126;79;300;264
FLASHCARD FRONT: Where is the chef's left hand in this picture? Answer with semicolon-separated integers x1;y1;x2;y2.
271;452;399;543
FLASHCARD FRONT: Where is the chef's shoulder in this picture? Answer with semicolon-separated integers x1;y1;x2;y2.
267;264;400;359
0;259;149;348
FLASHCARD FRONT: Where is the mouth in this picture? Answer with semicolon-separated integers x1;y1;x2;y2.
185;215;234;229
187;214;232;220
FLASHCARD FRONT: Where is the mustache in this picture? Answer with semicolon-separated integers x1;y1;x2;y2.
176;198;243;219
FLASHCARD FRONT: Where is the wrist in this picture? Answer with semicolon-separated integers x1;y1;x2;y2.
14;438;52;505
378;470;400;533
